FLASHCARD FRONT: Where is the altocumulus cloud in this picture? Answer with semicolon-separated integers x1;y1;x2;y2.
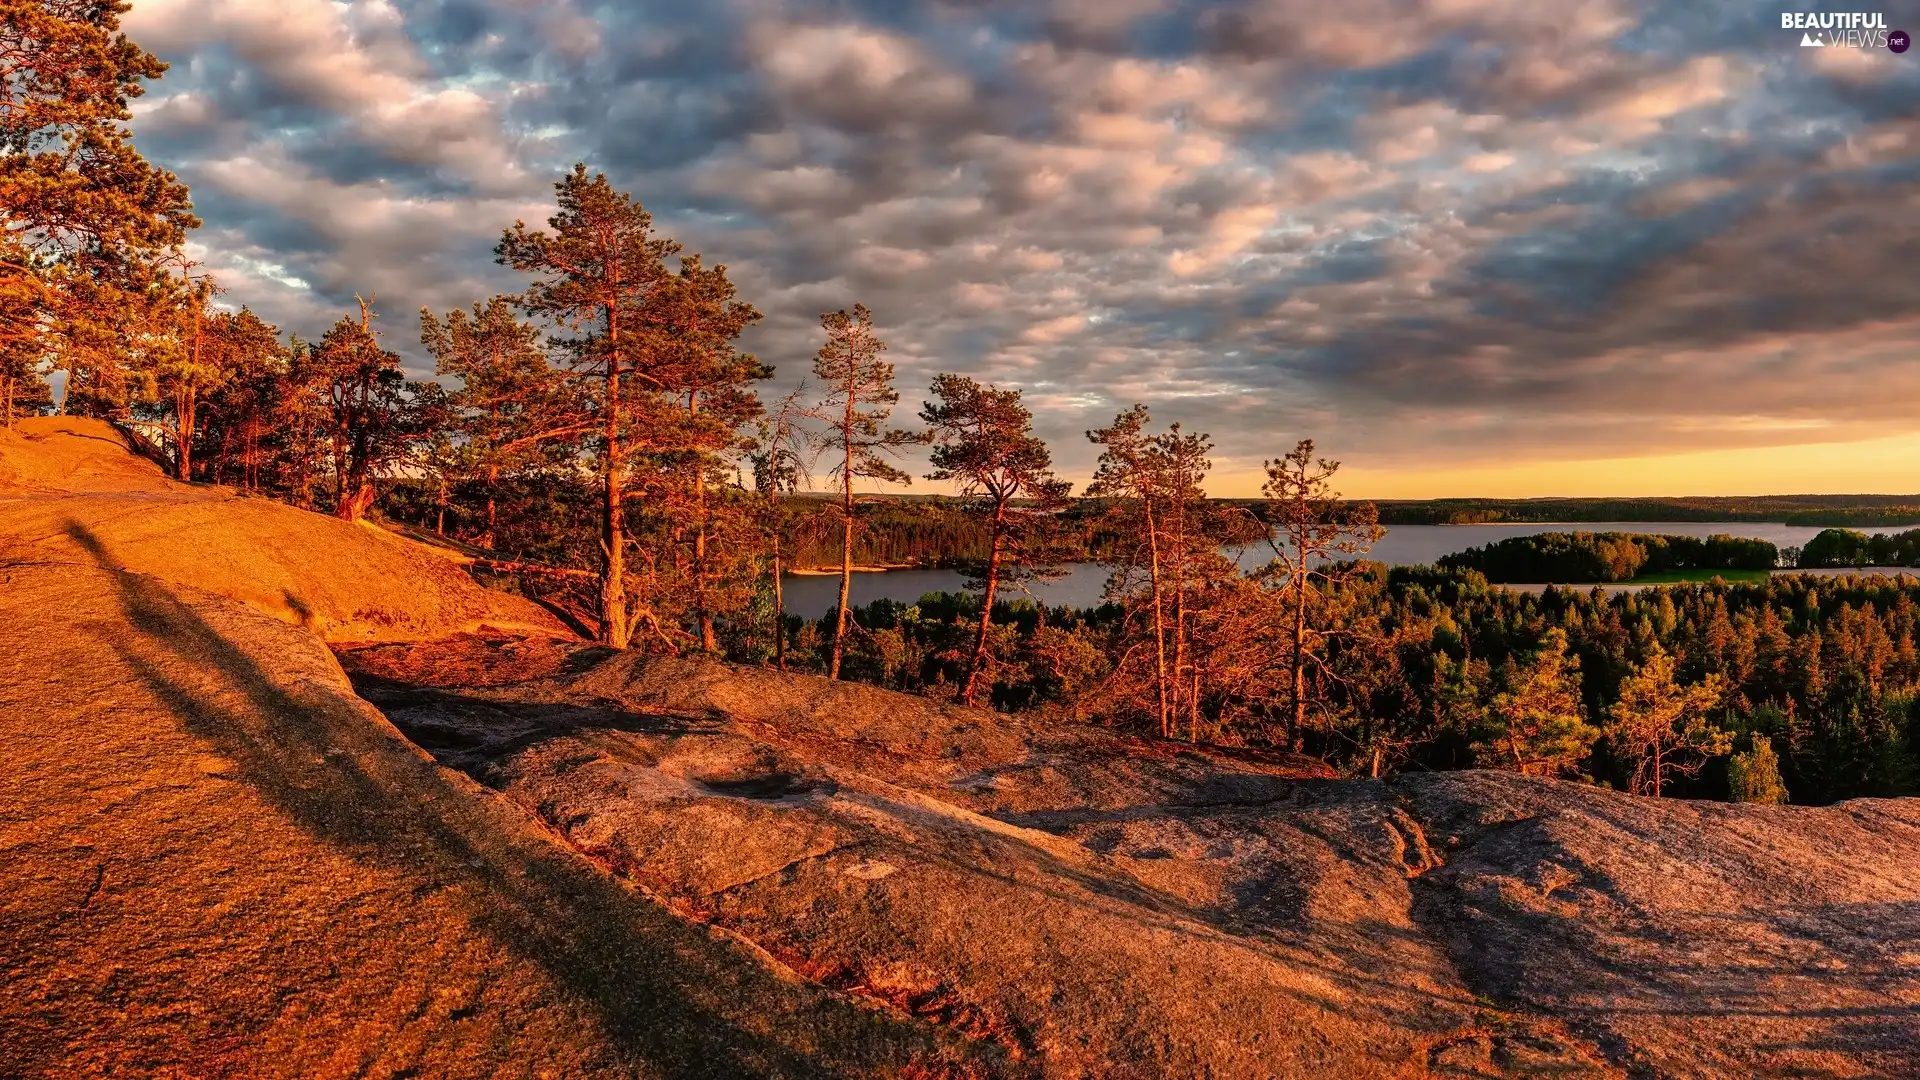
120;0;1920;489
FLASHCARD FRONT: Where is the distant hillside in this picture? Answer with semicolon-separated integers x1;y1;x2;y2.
1366;494;1920;525
781;491;1920;528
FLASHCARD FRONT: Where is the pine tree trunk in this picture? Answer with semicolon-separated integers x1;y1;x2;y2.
601;358;630;649
1290;541;1309;750
830;401;854;680
178;306;202;482
340;482;376;521
337;416;373;522
695;524;715;650
1172;530;1189;739
293;441;310;509
331;425;346;509
683;391;717;651
244;418;257;491
772;527;787;671
482;466;498;548
174;387;195;482
961;499;1008;707
694;478;716;652
338;463;375;522
1146;499;1169;738
1190;671;1201;741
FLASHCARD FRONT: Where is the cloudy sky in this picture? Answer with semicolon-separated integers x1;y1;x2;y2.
120;0;1920;497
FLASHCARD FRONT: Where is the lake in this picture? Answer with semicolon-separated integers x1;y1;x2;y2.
778;521;1833;619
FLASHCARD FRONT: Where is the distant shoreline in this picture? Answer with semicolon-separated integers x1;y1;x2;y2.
1502;567;1920;595
1436;519;1920;528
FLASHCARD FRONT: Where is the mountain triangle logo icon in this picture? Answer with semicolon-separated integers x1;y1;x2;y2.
1801;31;1824;46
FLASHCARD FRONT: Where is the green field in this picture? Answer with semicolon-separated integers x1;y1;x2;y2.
1626;568;1774;585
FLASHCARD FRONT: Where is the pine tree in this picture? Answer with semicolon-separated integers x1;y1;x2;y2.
1260;440;1385;749
1085;406;1216;737
0;322;52;422
420;296;585;546
643;254;766;653
3;1;197;401
1087;407;1164;730
496;165;680;648
135;267;226;481
807;304;924;679
1471;628;1599;777
1606;643;1732;797
748;386;813;671
270;336;335;509
198;307;286;487
920;374;1070;706
0;237;51;424
315;297;411;522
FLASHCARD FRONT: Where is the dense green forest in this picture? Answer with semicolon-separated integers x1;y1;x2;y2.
813;569;1920;806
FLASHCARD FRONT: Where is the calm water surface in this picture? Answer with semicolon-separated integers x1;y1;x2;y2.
779;521;1832;619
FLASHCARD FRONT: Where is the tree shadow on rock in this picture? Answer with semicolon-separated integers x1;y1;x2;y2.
63;520;982;1080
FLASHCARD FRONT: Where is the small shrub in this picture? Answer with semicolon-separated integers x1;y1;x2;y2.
1727;737;1789;805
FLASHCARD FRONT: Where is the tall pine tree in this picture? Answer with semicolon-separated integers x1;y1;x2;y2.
1260;440;1384;749
3;1;196;409
921;374;1070;706
497;166;679;648
808;304;924;679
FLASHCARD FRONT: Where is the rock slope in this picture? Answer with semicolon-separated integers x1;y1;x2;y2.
0;417;566;641
342;639;1920;1079
0;561;997;1079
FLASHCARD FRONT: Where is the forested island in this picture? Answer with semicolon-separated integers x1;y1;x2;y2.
1796;527;1920;568
1436;531;1784;583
